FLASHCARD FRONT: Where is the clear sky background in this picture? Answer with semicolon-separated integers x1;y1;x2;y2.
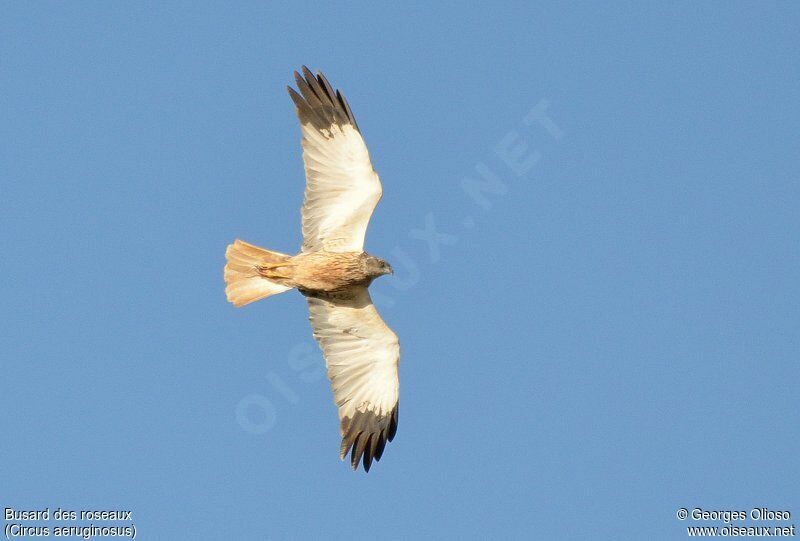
2;2;798;540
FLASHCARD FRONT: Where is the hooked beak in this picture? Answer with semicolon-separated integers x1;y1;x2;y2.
385;264;394;275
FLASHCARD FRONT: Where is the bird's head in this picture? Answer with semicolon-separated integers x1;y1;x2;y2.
365;255;393;278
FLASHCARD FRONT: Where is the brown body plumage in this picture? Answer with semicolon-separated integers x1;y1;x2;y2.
258;251;391;294
225;241;392;306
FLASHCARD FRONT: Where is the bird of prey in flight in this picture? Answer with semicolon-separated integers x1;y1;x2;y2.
224;67;399;472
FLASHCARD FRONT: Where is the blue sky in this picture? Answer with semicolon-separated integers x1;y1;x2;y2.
2;2;798;539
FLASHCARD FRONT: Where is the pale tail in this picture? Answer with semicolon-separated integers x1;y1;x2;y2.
224;240;293;307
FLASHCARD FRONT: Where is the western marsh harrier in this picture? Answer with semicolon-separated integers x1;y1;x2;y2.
224;67;399;472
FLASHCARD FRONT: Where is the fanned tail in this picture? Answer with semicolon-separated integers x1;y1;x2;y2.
224;240;293;307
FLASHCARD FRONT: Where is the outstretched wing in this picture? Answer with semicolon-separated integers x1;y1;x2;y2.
288;67;382;253
306;288;399;472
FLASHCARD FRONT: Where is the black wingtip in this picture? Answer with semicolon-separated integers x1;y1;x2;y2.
339;403;399;472
388;404;398;441
287;66;361;133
